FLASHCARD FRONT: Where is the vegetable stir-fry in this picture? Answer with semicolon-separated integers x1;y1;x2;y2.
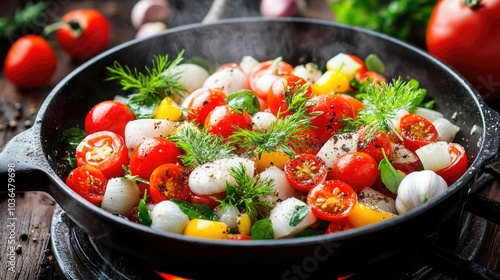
63;51;467;240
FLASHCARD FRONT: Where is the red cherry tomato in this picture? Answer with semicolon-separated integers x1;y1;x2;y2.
75;131;129;179
337;93;364;118
65;165;108;205
435;143;468;185
289;128;323;155
267;74;311;118
399;113;439;152
348;54;367;74
57;9;111;60
226;234;252;240
129;137;181;180
187;87;227;126
355;71;386;86
307;94;354;144
189;191;225;209
306;180;358;221
204;104;253;138
325;218;355;234
330;152;378;193
149;163;191;204
247;59;294;99
84;100;136;138
357;128;392;163
284;153;328;192
3;35;57;88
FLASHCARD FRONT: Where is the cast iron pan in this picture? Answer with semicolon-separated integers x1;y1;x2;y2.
1;18;499;279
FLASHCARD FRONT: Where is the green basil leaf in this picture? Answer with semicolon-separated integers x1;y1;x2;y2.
171;199;218;220
365;54;385;74
378;155;405;194
137;199;152;226
127;93;160;119
250;218;274;240
226;90;260;115
289;205;310;227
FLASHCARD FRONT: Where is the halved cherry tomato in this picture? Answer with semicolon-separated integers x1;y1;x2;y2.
75;131;129;178
357;128;392;163
56;9;111;60
247;59;294;99
84;100;136;138
307;94;354;144
187;87;227;126
325;218;355;234
284;153;328;192
149;163;191;203
204;104;253;138
65;165;108;205
399;113;439;152
306;180;357;221
3;35;57;88
330;152;378;193
435;143;468;185
267;74;311;118
129;137;181;180
189;191;225;209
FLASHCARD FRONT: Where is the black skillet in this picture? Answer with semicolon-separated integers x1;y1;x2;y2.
1;18;499;279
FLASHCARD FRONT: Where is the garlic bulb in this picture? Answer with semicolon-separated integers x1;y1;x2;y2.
395;170;448;214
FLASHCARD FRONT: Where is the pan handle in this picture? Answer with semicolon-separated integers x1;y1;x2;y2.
0;127;52;193
463;162;500;224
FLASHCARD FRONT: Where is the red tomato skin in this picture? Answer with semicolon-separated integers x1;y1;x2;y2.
307;94;354;144
284;153;328;192
149;163;191;204
247;60;294;99
357;128;392;163
84;100;136;138
325;218;355;234
65;165;108;205
75;131;129;179
204;104;253;138
330;152;379;193
426;0;500;100
337;93;364;118
129;137;181;180
435;143;468;185
3;35;57;88
399;113;439;152
187;88;227;126
306;180;358;221
57;9;111;60
189;192;225;209
267;75;311;118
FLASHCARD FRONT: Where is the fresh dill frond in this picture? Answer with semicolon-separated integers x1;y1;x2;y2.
106;51;186;118
168;124;235;167
216;164;274;220
345;77;426;137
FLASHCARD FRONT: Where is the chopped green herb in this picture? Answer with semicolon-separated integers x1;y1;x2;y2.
289;205;310;227
137;191;152;226
250;218;274;240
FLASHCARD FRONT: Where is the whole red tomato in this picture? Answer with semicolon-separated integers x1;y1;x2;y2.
57;9;111;60
84;100;136;138
129;137;181;180
426;0;500;101
66;165;108;205
3;35;57;88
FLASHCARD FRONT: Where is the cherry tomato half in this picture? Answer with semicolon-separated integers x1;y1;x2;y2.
435;143;468;185
65;165;108;205
149;163;191;204
267;74;311;118
284;153;328;192
129;137;181;180
399;113;439;152
330;152;379;193
247;59;294;99
204;104;253;138
75;131;129;179
84;100;136;138
307;180;358;221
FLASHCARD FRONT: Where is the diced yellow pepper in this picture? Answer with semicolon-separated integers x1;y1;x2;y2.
153;97;183;121
237;213;252;235
312;70;350;95
347;202;396;228
183;219;229;239
255;151;290;173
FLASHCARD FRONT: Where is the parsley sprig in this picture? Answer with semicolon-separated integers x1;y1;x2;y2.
106;51;186;119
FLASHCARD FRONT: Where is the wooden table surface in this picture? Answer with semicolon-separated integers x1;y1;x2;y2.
0;1;499;280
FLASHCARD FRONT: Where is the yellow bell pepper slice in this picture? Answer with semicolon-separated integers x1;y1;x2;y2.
255;150;290;173
153;97;183;121
183;219;229;239
237;213;252;235
347;202;396;227
312;70;350;95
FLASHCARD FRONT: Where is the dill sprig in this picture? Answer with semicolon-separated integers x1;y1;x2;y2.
345;77;426;137
168;124;235;167
106;51;186;118
216;164;274;220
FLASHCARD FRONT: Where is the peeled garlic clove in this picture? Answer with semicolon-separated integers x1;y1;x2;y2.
131;0;172;29
135;22;167;39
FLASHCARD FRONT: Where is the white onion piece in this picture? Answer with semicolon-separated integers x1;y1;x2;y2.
202;67;247;95
135;22;167;39
359;187;397;214
150;200;189;234
189;157;255;195
316;132;358;168
395;170;448;214
326;53;363;79
113;95;129;104
389;143;419;165
124;119;176;150
270;197;317;239
259;166;297;207
252;111;276;131
215;205;240;230
433;118;460;142
131;0;172;29
254;74;278;96
260;0;299;17
167;63;210;95
414;107;444;122
415;141;451;171
292;63;322;84
239;56;259;75
390;109;409;131
101;178;141;216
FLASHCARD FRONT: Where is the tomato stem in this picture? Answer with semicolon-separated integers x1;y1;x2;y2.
462;0;481;8
43;19;83;38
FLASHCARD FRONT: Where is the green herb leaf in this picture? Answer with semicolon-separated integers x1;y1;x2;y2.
137;191;152;226
226;90;260;115
365;54;385;74
250;218;274;240
378;150;405;194
62;127;86;149
0;2;47;40
289;205;310;226
171;199;218;220
294;228;319;238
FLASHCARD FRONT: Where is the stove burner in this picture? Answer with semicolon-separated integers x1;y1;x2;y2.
50;204;489;280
